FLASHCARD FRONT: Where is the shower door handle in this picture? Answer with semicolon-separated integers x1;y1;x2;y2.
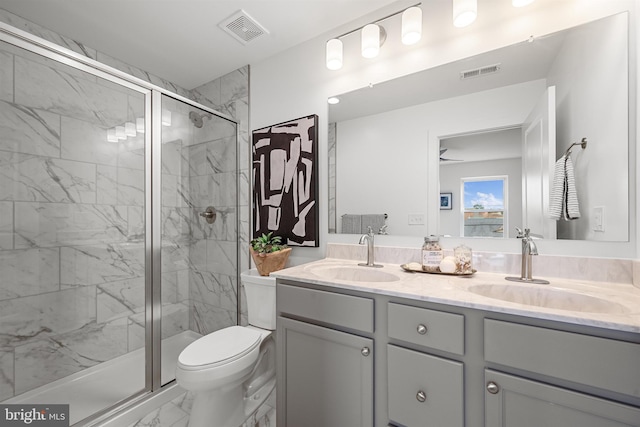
199;206;217;224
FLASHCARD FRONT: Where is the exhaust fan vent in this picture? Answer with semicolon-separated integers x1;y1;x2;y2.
460;63;501;80
219;10;269;45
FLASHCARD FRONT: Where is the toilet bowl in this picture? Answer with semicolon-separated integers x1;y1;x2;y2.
176;269;277;427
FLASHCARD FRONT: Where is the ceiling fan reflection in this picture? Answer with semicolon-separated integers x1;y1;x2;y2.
439;148;463;162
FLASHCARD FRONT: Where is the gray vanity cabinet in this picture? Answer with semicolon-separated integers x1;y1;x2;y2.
278;317;374;427
276;278;640;427
387;345;464;427
277;284;375;427
387;302;465;427
485;370;640;427
484;318;640;427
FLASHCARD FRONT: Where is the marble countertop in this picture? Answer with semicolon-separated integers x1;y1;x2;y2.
272;258;640;334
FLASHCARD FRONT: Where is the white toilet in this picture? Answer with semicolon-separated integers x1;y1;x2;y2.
176;269;277;427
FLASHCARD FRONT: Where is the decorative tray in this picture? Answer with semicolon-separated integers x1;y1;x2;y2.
400;263;476;276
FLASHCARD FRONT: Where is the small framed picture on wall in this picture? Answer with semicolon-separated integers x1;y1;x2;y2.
440;193;452;210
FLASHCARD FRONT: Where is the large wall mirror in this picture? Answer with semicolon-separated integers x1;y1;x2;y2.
328;12;629;242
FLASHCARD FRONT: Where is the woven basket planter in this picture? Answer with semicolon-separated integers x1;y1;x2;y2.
250;247;292;276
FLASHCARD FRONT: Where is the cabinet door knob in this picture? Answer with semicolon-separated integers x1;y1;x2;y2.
416;390;427;402
486;381;500;394
417;324;428;335
361;347;371;356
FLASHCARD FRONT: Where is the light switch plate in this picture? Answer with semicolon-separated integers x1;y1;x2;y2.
593;206;604;232
408;214;425;225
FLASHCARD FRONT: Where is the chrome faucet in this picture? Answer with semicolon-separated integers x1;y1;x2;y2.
505;227;550;284
358;226;382;268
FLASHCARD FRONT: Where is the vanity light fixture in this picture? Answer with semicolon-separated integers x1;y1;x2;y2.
326;38;343;70
115;125;126;140
109;118;146;143
325;3;421;70
512;0;535;7
125;121;137;137
402;6;422;45
107;128;118;143
361;24;385;58
162;110;172;126
453;0;477;28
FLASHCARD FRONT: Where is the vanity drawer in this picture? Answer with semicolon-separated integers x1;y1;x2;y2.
485;319;640;398
388;302;464;355
277;284;374;333
387;344;464;427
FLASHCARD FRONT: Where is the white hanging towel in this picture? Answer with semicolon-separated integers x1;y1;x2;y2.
550;154;581;220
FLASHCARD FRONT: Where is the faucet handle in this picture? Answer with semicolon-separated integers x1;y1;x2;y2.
516;227;544;239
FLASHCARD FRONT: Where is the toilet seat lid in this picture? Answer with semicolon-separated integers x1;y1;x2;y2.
179;326;262;368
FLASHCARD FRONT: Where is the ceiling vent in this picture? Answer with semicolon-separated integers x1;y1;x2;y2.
219;10;269;45
460;63;501;80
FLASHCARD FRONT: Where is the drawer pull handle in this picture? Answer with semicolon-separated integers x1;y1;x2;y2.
361;347;371;357
486;381;500;394
417;324;428;335
416;390;427;402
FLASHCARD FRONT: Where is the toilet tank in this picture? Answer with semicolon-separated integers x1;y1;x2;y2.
241;269;276;330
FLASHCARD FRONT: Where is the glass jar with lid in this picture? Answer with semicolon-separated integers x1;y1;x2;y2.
422;235;443;272
454;244;473;274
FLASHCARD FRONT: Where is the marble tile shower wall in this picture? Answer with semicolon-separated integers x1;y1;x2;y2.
191;67;251;326
159;95;241;336
0;8;251;397
0;40;152;400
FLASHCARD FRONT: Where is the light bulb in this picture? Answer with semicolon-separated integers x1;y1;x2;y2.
107;128;118;143
125;122;136;136
115;126;126;140
326;39;343;70
361;24;381;58
402;7;422;45
162;110;172;126
453;0;477;28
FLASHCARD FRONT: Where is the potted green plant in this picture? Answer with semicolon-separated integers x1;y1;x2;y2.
250;232;292;276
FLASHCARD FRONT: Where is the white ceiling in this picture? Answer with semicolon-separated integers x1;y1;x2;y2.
0;0;399;89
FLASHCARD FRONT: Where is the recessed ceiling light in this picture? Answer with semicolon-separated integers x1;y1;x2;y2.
328;97;340;105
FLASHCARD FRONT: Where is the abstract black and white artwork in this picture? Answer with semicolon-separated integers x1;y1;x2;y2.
252;114;319;247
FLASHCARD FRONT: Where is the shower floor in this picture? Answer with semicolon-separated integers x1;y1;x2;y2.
6;330;201;425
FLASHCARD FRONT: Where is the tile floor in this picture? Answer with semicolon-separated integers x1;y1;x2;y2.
126;390;275;427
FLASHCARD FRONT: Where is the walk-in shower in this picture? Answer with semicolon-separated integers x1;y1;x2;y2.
0;22;239;426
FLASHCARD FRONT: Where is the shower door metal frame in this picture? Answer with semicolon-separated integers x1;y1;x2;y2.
0;20;241;426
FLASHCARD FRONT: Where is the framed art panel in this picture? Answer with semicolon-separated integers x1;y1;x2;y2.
252;114;319;247
440;192;452;210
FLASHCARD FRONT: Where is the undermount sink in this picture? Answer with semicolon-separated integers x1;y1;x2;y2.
467;284;628;314
306;265;400;283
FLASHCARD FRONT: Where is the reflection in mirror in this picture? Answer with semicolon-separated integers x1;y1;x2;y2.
328;12;629;242
440;128;520;239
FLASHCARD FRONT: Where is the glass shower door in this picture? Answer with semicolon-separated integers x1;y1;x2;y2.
159;94;239;385
0;38;148;424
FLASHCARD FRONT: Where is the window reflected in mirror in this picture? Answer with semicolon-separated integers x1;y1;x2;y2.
460;177;507;238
